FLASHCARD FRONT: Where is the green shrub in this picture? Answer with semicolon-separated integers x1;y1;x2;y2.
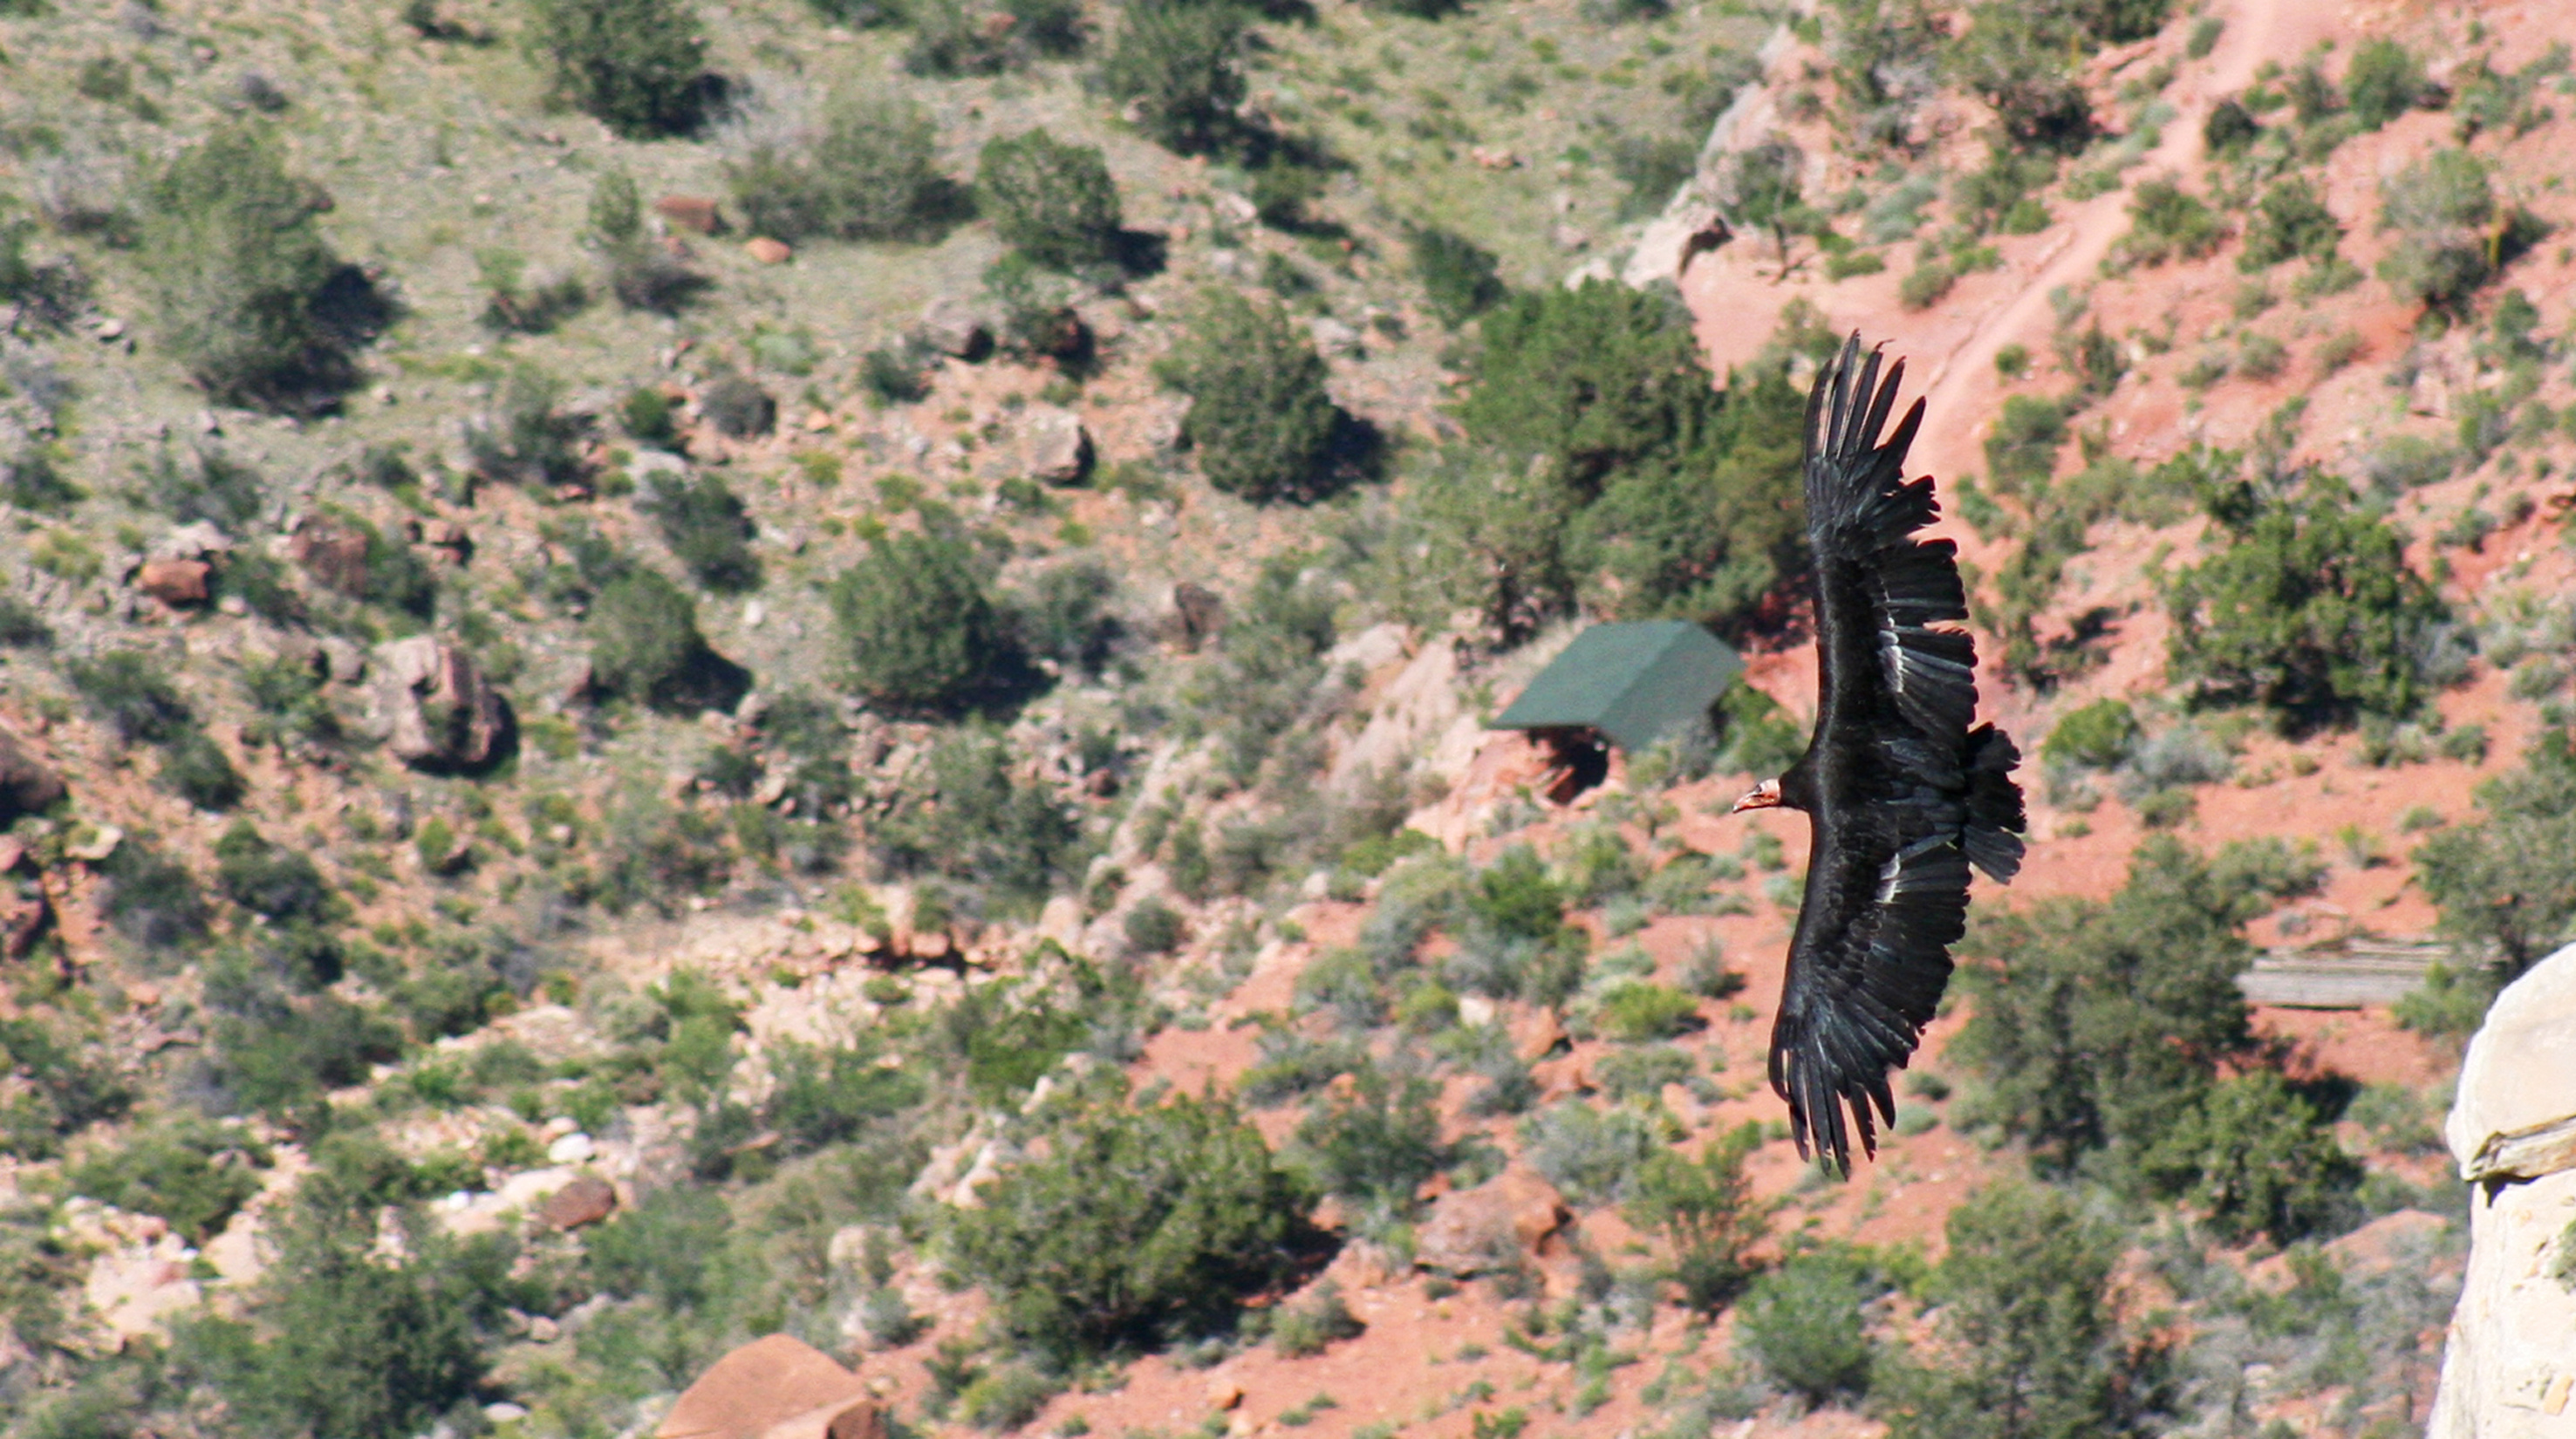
1459;279;1709;489
978;131;1124;269
140;126;359;409
65;651;191;745
2042;699;2140;771
1291;1067;1446;1213
525;0;709;138
1952;836;2259;1174
762;1036;926;1154
830;529;1012;710
947;1092;1315;1364
1123;897;1186;953
474;246;588;334
2414;731;2576;976
214;822;334;927
2162;476;2450;730
1409;228;1507;326
468;368;591;488
2342;38;2424;129
1593;983;1701;1042
1878;1183;2173;1439
1014;559;1121;674
160;728;247;811
875;727;1081;913
2392;960;2504;1038
727;87;960;243
1737;1244;1881;1405
2377;151;2510;312
99;836;210;949
700;372;776;439
2238;178;2340;270
3;440;80;513
640;471;761;591
2138;1072;2358;1245
1165;289;1345;502
2111;178;2225;268
0;1013;134;1159
1983;392;2065;498
1103;4;1247;156
589;569;746;711
1944;1;2094;151
67;1120;267;1245
2201;97;2258;156
1623;1124;1766;1314
620;385;678;445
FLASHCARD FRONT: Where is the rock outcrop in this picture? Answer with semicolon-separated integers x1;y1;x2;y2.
369;636;512;772
2429;939;2576;1436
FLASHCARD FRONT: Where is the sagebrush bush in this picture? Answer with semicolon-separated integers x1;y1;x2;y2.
140;126;359;409
468;369;590;488
2238;178;2340;271
2414;730;2576;976
526;0;710;138
700;372;776;439
1737;1245;1881;1406
830;529;1013;710
874;727;1081;913
1165;289;1343;502
2343;37;2424;129
977;131;1123;269
727;87;959;243
1520;1100;1661;1205
1624;1124;1766;1314
2376;151;2511;313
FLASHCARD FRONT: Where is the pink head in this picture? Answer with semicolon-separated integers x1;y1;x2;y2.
1730;778;1783;814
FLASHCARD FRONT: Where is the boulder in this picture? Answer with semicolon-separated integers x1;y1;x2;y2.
0;731;66;823
654;195;728;235
1021;406;1092;485
659;1333;878;1439
370;636;511;772
539;1175;618;1231
1414;1169;1568;1277
746;237;794;265
2428;939;2576;1436
135;557;211;607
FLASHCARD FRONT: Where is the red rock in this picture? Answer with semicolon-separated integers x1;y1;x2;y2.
136;557;211;606
659;1333;867;1439
0;731;65;823
746;237;793;265
1413;1169;1568;1276
0;881;50;958
540;1174;618;1230
655;195;726;235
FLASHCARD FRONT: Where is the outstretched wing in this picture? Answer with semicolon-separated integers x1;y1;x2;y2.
1768;334;2026;1175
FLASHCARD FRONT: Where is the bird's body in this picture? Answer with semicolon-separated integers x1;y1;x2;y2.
1732;335;2027;1174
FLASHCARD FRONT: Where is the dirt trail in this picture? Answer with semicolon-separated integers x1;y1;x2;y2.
1900;0;2289;482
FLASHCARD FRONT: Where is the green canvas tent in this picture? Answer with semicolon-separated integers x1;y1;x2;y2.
1490;621;1745;754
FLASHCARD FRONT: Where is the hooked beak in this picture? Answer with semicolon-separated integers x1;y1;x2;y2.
1730;779;1782;814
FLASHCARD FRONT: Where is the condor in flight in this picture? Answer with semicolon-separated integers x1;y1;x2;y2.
1729;334;2027;1175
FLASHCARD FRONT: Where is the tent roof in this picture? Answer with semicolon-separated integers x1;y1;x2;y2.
1491;621;1744;753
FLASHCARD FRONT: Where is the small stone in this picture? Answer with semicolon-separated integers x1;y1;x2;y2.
93;317;126;341
1206;1380;1245;1411
545;1132;595;1164
746;236;793;264
1021;405;1092;485
482;1402;529;1423
526;1315;561;1344
65;824;122;863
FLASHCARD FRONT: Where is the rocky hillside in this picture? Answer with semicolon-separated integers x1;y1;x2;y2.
3;0;2573;1436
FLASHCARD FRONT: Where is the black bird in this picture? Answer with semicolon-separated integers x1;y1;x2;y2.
1728;334;2027;1175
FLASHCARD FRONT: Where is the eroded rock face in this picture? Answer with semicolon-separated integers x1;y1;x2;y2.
2429;939;2576;1436
1413;1169;1568;1278
370;636;511;772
